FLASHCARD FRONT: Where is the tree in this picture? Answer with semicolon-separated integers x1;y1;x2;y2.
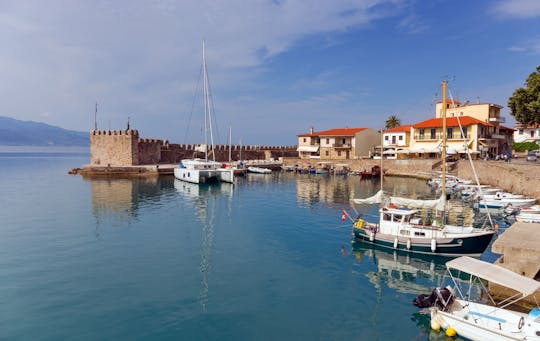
508;65;540;125
385;114;401;129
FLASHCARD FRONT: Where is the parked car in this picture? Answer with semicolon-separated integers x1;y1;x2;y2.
526;151;538;162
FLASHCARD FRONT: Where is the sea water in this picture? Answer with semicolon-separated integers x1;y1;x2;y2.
0;149;505;340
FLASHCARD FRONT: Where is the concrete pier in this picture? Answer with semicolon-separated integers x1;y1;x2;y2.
489;221;540;307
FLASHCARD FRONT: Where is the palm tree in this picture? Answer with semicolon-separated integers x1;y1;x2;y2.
385;114;401;129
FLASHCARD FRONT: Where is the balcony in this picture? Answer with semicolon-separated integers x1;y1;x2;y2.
489;117;506;123
333;144;352;149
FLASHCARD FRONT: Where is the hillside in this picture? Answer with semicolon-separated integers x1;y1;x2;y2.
0;116;89;146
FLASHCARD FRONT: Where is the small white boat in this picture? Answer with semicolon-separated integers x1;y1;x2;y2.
482;191;525;200
414;256;540;341
247;166;272;174
515;212;540;223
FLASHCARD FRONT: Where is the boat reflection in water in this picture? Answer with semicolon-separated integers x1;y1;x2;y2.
174;180;233;311
352;242;449;295
352;243;472;340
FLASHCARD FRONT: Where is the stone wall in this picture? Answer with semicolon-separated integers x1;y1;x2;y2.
457;161;540;200
90;130;298;166
282;158;436;177
91;130;139;166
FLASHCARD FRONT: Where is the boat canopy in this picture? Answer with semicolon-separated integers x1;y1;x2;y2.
446;256;540;297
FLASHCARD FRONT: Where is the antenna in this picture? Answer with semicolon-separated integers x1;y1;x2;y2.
94;101;98;130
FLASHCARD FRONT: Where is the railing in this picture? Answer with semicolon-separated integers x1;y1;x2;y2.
414;134;468;141
333;144;352;148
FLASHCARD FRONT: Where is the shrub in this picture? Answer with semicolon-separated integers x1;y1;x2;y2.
513;141;539;152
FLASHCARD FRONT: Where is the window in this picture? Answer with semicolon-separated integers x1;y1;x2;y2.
461;127;468;138
385;136;389;141
414;232;426;237
419;128;425;139
303;138;306;142
342;138;346;144
519;129;523;135
447;127;453;139
532;131;535;138
337;151;342;157
398;135;403;140
325;150;329;156
326;138;330;144
430;128;436;139
383;213;391;221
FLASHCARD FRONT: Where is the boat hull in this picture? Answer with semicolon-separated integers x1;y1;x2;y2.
431;300;539;341
352;227;494;257
174;168;234;184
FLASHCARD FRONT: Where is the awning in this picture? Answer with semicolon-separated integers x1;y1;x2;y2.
446;256;540;297
409;146;441;153
297;145;319;152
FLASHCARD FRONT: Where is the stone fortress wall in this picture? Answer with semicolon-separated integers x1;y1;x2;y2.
90;130;298;166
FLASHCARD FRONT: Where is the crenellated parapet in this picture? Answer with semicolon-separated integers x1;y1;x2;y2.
91;129;139;137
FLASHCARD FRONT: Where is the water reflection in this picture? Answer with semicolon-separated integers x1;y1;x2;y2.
174;180;233;311
88;176;176;225
352;243;448;295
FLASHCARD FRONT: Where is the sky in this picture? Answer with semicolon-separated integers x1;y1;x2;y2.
1;0;540;145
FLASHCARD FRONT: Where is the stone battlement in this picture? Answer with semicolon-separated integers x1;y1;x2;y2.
90;130;298;166
92;129;139;137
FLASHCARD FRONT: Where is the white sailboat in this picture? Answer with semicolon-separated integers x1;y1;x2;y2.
351;81;495;256
174;41;234;184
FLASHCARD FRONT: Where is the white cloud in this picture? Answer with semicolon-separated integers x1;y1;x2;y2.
0;0;410;143
508;36;540;55
492;0;540;18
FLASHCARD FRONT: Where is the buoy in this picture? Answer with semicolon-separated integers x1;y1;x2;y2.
369;232;375;242
393;238;398;249
445;327;457;337
430;319;441;331
388;204;398;209
406;239;411;250
430;239;437;252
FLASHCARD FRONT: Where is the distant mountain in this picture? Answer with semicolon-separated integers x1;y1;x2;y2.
0;116;89;146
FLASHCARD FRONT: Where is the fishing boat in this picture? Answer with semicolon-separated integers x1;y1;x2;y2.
413;256;540;340
351;81;495;256
247;166;272;174
174;41;234;184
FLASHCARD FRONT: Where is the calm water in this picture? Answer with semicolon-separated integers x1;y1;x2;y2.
0;150;508;340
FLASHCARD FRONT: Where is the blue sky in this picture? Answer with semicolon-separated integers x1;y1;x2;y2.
1;0;539;145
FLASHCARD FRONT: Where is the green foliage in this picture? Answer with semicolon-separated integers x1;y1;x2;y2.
513;141;539;152
508;65;540;124
385;114;401;129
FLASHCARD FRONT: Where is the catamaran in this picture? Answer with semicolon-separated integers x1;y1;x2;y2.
174;41;233;184
350;81;495;256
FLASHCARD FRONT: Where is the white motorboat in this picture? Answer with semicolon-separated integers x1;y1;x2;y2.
414;256;540;341
247;166;272;174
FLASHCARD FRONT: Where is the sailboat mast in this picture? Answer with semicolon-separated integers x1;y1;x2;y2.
228;126;232;163
202;41;209;162
441;80;447;201
380;128;383;192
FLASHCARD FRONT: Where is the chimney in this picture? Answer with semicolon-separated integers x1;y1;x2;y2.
309;126;314;134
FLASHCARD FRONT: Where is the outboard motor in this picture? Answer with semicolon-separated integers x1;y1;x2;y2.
413;287;455;311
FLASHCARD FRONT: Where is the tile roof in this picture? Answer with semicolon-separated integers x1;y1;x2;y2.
384;125;412;133
413;116;492;129
298;127;368;137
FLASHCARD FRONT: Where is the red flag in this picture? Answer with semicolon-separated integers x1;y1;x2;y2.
341;210;347;223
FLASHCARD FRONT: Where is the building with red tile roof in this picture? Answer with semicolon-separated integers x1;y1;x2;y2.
297;127;379;160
